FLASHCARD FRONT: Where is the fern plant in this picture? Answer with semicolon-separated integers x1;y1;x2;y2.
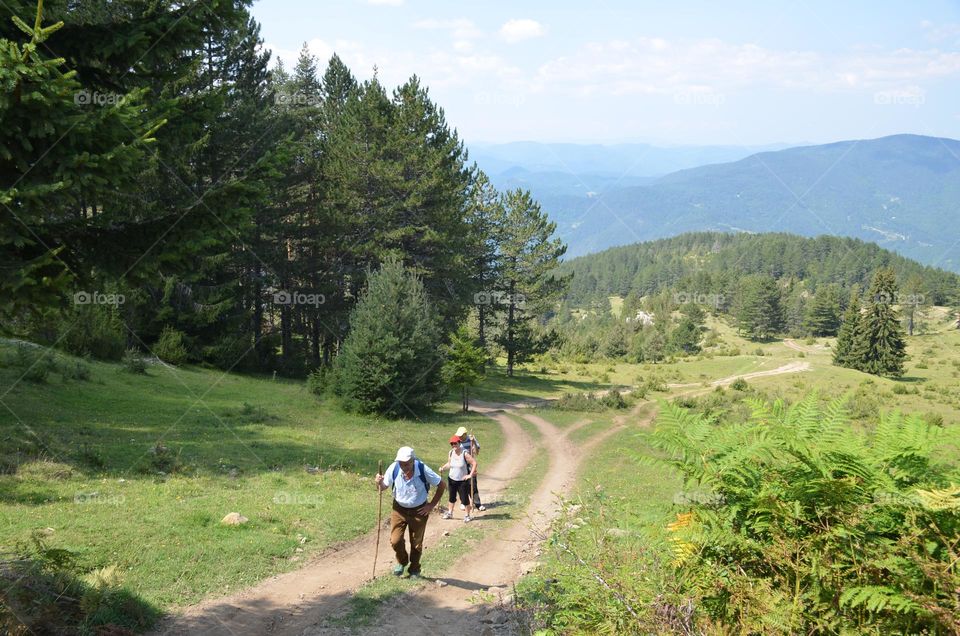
651;395;960;634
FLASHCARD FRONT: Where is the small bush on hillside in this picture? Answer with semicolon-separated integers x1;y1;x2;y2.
58;303;126;361
142;441;182;474
306;368;328;396
154;327;189;365
554;390;628;412
56;357;92;382
730;377;749;391
121;348;146;374
11;343;57;383
892;383;918;395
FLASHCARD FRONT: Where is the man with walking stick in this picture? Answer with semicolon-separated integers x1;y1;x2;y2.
375;446;445;578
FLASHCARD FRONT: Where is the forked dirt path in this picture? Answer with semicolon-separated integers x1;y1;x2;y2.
153;410;533;636
154;360;809;636
331;405;638;636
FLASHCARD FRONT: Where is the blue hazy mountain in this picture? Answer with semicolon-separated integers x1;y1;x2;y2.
478;135;960;271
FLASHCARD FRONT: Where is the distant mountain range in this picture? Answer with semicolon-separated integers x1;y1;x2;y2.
468;141;792;178
470;135;960;272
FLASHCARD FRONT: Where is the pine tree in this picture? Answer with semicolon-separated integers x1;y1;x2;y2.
833;289;861;368
0;0;158;321
441;324;486;412
465;171;505;352
900;273;928;336
735;275;784;341
333;258;442;416
805;283;843;336
852;269;907;377
496;189;567;376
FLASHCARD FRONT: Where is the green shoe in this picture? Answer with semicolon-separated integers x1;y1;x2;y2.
392;565;405;576
407;571;421;580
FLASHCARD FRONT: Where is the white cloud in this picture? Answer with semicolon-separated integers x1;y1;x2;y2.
368;0;403;5
532;37;960;96
414;18;482;41
499;19;545;43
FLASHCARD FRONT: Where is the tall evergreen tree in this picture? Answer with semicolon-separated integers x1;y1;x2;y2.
805;283;843;336
0;0;158;323
851;269;908;378
333;258;442;416
496;189;567;376
441;323;486;412
833;289;861;368
465;171;505;352
735;274;784;341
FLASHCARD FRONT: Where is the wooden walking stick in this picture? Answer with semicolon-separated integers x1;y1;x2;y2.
373;459;383;579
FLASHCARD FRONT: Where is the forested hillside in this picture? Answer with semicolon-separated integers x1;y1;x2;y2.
0;0;564;384
527;135;960;267
561;232;960;306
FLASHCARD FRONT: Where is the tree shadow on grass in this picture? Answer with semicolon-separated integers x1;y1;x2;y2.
1;545;162;635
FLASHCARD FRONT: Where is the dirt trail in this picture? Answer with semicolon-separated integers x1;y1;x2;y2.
152;410;532;636
668;361;811;389
336;407;632;636
154;361;805;636
783;338;822;354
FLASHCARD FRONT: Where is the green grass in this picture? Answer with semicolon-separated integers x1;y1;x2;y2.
0;342;501;610
470;365;606;402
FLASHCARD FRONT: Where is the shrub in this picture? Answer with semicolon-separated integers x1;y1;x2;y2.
12;343;57;383
730;377;749;391
333;259;442;415
306;368;328;396
598;389;627;409
121;348;146;374
143;441;182;474
652;397;960;634
554;390;628;412
58;303;126;360
62;359;91;381
153;327;188;365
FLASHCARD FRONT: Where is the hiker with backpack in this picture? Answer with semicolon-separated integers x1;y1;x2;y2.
455;426;485;512
438;434;478;521
375;446;445;578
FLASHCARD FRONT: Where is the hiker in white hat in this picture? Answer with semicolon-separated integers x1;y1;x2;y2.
454;426;484;511
375;446;445;578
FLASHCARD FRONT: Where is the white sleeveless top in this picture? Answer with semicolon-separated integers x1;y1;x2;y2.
448;448;469;481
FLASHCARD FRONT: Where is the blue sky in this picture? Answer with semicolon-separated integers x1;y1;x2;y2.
251;0;960;146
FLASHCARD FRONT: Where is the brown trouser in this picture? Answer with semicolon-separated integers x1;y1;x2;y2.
390;500;429;573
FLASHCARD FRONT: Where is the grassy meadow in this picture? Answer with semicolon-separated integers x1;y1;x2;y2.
0;342;500;609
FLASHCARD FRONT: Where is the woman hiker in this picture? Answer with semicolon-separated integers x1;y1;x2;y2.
439;434;478;521
455;426;485;511
375;446;445;578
